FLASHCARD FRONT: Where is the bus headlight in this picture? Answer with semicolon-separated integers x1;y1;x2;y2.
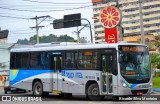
150;83;152;86
121;81;128;88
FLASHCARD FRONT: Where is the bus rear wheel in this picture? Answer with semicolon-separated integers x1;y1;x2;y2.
33;81;43;96
86;83;104;101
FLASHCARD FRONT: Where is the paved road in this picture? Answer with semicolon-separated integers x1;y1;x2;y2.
0;87;160;104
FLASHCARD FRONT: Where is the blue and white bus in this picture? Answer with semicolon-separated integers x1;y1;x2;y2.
9;43;152;100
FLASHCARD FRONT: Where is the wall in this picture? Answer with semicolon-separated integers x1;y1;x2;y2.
0;43;12;86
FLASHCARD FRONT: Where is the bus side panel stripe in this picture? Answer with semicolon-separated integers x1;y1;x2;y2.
10;69;52;86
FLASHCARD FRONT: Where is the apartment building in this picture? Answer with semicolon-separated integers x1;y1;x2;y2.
92;0;160;43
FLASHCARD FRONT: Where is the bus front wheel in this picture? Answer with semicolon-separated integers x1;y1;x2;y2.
86;83;104;101
33;81;43;96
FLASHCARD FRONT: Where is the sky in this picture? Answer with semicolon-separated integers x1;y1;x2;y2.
0;0;94;43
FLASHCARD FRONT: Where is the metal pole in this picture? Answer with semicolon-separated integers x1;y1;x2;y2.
35;16;39;44
139;0;145;44
30;15;50;44
81;18;93;44
77;26;80;43
118;26;123;41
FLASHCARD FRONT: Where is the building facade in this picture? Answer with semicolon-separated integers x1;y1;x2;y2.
92;0;160;43
0;43;13;86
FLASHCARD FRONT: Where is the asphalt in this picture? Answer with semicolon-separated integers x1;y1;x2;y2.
0;86;160;94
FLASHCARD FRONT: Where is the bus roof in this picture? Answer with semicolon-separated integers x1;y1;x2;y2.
11;42;145;52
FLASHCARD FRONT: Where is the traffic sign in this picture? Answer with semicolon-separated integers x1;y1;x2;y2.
0;30;9;39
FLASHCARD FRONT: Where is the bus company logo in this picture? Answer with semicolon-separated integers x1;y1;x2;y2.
1;96;42;102
99;6;121;28
2;96;11;101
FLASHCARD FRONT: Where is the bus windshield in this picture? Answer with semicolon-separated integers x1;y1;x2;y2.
118;45;151;83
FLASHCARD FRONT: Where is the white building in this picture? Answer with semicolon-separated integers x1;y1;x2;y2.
0;43;13;86
92;0;160;43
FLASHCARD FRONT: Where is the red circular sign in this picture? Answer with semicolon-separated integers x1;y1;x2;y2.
99;6;121;28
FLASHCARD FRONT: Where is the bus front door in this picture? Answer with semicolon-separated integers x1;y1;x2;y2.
101;54;113;94
51;55;62;92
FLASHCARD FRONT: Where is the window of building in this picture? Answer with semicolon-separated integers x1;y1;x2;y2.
78;51;98;69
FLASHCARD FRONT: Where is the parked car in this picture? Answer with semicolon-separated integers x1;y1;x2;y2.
4;80;26;94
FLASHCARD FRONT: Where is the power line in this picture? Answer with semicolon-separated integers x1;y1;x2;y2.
0;15;30;19
22;0;91;4
8;29;76;36
0;5;92;12
0;13;32;17
10;29;32;32
0;3;86;6
0;4;89;7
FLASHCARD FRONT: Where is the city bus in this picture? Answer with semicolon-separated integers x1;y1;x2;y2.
9;42;152;100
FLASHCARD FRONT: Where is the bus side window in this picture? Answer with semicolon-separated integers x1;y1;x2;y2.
65;52;74;68
10;53;16;69
30;52;41;69
78;51;97;69
21;53;29;68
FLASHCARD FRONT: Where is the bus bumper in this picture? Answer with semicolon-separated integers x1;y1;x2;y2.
117;87;152;96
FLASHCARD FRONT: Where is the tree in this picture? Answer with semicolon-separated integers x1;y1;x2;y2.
17;38;29;45
150;54;160;69
154;36;160;47
58;35;77;42
16;34;77;44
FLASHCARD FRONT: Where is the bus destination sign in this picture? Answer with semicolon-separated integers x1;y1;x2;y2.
119;46;146;52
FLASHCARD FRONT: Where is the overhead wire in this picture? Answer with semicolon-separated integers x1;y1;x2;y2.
0;5;92;12
0;0;94;39
0;15;30;19
0;12;32;17
22;0;92;4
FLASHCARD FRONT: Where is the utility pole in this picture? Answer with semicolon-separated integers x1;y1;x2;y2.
74;24;88;43
76;27;80;43
139;0;145;44
30;15;50;44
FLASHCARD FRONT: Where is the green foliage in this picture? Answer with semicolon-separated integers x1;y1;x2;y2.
154;71;160;77
153;76;160;88
154;36;160;47
158;64;160;69
17;38;29;44
16;34;76;45
150;54;160;68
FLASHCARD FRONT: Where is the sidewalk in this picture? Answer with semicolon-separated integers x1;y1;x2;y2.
152;88;160;92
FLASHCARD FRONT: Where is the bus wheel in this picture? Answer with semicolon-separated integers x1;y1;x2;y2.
33;81;43;96
87;83;104;101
